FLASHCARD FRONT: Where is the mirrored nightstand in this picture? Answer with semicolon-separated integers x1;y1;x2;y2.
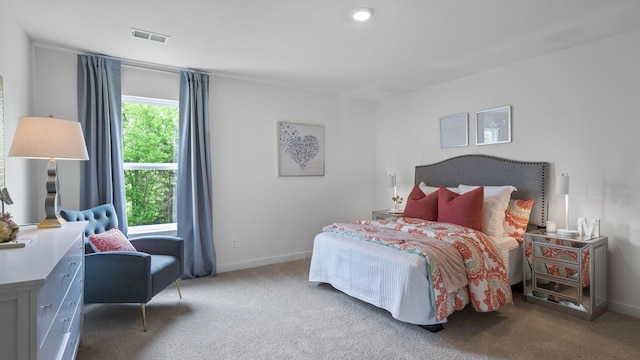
372;209;404;220
524;229;608;320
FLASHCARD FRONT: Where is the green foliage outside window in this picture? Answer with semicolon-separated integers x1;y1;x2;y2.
122;102;178;226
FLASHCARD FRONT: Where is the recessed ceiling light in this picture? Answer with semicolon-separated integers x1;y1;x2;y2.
351;8;374;22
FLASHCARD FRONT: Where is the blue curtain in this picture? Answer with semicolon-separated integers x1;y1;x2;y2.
178;70;216;278
77;54;128;235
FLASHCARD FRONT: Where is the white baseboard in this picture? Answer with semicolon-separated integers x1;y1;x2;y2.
216;251;312;274
607;299;640;319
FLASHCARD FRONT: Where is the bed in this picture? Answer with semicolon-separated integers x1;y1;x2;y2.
309;155;548;332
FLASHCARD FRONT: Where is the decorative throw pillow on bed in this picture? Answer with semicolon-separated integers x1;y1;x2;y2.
458;184;517;236
403;184;438;221
88;228;137;252
503;198;535;242
437;186;484;232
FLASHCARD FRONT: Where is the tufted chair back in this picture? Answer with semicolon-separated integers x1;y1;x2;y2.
60;204;121;253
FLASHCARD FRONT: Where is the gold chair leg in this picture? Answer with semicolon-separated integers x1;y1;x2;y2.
140;281;181;332
141;303;147;332
175;280;183;299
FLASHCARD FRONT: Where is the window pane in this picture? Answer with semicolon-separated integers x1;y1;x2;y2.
122;102;178;164
122;98;178;227
124;169;177;226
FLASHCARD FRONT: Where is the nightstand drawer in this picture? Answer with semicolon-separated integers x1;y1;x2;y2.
533;273;580;302
529;238;586;289
532;240;582;265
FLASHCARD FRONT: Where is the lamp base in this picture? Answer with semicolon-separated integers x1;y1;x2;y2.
38;216;67;228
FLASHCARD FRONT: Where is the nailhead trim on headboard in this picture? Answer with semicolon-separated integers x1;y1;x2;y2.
415;154;548;227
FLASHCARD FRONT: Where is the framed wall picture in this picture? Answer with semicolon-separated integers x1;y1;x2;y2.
278;121;325;176
476;105;511;145
439;113;468;148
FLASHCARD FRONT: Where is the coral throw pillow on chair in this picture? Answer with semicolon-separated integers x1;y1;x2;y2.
89;228;137;252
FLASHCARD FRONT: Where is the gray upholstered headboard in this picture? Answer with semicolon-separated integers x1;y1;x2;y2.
415;154;548;227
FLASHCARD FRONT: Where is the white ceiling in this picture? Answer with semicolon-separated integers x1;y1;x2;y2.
7;0;640;101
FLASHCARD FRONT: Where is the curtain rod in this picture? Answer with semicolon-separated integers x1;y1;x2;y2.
33;42;210;76
121;59;182;75
90;54;210;76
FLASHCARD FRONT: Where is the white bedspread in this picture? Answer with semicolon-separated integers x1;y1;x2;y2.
309;232;442;325
308;230;521;325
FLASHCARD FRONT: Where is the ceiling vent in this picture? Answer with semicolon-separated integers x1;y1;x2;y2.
131;28;169;44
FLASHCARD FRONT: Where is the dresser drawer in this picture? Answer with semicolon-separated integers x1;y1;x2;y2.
39;264;83;359
59;300;83;360
37;245;83;345
62;266;83;333
43;296;82;360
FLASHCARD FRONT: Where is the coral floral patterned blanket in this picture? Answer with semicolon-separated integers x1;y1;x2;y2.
322;217;513;322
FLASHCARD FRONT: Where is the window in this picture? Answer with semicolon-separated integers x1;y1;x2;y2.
122;96;179;227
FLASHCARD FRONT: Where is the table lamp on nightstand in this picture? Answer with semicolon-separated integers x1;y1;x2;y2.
556;173;578;237
9;116;89;228
389;173;403;212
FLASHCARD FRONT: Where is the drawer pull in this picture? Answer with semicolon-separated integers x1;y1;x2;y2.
62;317;70;323
69;261;77;266
42;303;53;310
62;273;70;278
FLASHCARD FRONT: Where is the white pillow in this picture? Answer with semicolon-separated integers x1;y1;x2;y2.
458;184;517;236
418;182;458;195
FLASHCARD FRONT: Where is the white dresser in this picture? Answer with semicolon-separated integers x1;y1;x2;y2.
0;222;86;360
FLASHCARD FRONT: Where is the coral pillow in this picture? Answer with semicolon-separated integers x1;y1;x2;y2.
503;198;535;243
89;228;137;252
403;184;438;221
437;186;484;232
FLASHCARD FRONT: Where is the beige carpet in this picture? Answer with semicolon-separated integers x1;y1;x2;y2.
77;259;639;359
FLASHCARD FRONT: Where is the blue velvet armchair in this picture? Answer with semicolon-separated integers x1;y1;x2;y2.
60;204;184;331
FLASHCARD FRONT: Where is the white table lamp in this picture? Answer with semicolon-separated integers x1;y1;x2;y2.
9;116;89;228
556;173;577;237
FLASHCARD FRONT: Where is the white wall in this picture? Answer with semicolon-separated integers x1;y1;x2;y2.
211;77;376;271
121;65;179;101
0;8;35;224
31;46;378;273
376;29;640;318
31;46;81;220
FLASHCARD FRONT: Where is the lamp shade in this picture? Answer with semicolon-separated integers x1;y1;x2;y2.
556;173;570;195
9;116;89;160
388;174;397;188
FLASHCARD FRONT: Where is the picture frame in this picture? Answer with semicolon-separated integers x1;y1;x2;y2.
476;105;511;145
278;121;325;176
439;113;468;148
